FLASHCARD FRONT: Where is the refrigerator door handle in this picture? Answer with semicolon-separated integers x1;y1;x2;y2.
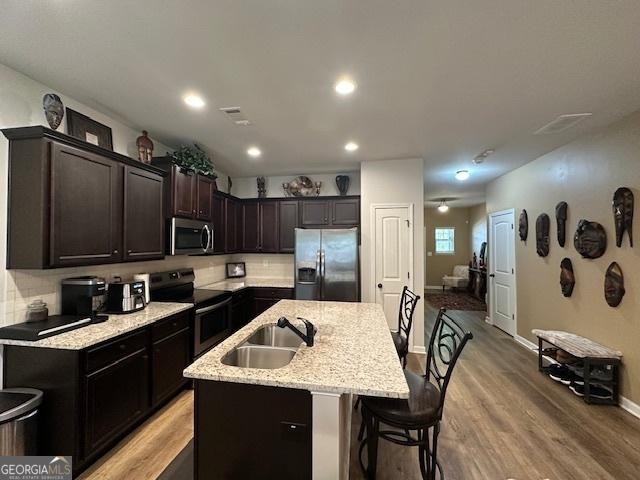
320;249;326;297
315;250;322;291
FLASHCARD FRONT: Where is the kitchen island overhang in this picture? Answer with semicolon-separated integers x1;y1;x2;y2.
184;300;409;480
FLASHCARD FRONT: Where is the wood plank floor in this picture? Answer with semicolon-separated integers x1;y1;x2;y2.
78;391;193;480
81;307;640;480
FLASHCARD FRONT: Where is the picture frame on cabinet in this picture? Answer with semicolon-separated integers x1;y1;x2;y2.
66;108;113;150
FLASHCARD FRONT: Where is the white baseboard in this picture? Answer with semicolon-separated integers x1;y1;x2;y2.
410;345;426;355
484;315;492;325
512;334;640;419
514;334;538;352
620;396;640;420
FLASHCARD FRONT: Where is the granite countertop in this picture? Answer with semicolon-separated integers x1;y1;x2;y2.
183;300;409;398
0;302;193;350
202;277;294;292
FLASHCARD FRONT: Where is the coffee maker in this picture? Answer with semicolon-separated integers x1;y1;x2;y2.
61;276;108;322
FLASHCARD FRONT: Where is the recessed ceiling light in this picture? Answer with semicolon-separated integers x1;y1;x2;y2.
344;142;359;152
247;146;262;158
183;94;205;109
334;78;357;95
437;200;449;213
455;170;470;181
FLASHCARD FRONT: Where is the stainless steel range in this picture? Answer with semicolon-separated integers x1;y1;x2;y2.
149;268;232;358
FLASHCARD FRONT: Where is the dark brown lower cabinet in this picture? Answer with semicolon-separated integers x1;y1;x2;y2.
84;347;150;456
152;328;191;406
195;380;312;480
2;310;191;477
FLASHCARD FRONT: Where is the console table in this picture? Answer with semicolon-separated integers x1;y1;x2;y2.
468;267;487;301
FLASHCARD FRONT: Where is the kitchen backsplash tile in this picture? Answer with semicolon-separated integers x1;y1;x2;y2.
230;254;294;279
2;253;294;327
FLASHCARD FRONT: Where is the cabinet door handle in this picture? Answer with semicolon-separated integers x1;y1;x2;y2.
113;249;118;254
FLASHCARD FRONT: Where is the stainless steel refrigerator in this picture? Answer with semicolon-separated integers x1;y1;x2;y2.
294;228;359;301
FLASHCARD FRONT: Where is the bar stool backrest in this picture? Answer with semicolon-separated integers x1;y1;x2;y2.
425;308;473;418
397;286;420;341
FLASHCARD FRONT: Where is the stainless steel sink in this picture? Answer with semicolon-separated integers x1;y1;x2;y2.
244;325;304;348
221;345;297;369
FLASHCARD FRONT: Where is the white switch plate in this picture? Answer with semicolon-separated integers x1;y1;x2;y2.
427;251;433;257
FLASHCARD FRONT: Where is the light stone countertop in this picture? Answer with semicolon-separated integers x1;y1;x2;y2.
0;302;193;350
202;277;294;292
183;299;410;398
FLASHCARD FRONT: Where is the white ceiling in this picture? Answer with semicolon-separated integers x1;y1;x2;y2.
2;1;640;207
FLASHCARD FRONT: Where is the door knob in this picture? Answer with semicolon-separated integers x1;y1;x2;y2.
377;283;383;289
489;273;495;278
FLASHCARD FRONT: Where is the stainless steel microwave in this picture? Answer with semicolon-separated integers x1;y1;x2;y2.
168;218;215;255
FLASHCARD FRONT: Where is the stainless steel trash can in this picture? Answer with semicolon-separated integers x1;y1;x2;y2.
0;388;43;455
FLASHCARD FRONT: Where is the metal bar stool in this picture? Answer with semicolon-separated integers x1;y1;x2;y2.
392;286;420;368
358;308;473;479
355;286;420;412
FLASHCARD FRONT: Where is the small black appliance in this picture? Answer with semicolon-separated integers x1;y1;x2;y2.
60;276;107;322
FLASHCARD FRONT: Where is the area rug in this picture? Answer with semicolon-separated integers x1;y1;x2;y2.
425;291;486;311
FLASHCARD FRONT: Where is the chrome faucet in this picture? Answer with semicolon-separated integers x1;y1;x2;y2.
277;317;317;347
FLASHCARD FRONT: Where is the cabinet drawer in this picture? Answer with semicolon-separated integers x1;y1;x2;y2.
151;311;190;342
85;330;148;373
252;287;294;299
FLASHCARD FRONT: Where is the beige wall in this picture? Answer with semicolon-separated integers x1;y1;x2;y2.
424;207;471;287
486;110;640;403
469;203;487;260
361;158;425;351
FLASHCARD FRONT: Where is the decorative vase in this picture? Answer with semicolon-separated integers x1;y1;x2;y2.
336;175;350;196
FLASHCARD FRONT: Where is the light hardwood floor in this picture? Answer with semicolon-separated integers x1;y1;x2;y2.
81;308;640;480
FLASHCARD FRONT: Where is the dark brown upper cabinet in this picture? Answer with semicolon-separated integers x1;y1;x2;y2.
50;143;124;267
211;193;226;254
279;201;299;253
123;167;164;261
224;198;239;253
196;176;215;221
241;201;279;253
172;166;196;218
332;198;360;225
2;126;166;269
300;200;330;226
241;202;260;251
259;201;279;253
151;157;218;221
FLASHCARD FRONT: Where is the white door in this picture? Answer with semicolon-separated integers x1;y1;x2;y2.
374;206;412;330
489;209;516;336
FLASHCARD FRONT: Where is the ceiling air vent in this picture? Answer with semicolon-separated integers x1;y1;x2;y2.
534;113;592;135
219;106;251;126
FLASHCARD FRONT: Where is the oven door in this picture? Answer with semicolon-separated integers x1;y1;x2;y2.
169;218;213;255
193;297;232;357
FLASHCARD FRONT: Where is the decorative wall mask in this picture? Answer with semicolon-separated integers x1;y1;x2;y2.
535;213;550;257
135;130;154;164
612;187;634;247
518;210;528;241
335;175;350;196
42;93;64;130
604;262;625;307
257;176;266;198
574;220;607;259
559;258;575;297
555;201;568;247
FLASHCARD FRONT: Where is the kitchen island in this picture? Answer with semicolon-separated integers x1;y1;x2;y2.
184;299;409;480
